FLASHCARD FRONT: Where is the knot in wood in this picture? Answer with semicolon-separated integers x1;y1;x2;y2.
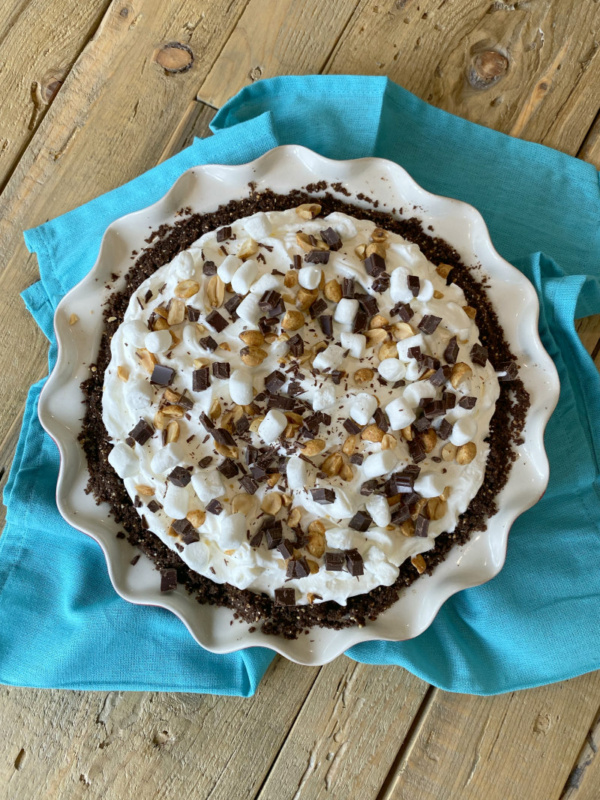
249;65;263;82
155;42;194;74
468;50;509;89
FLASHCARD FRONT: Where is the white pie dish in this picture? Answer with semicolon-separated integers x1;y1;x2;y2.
37;144;559;666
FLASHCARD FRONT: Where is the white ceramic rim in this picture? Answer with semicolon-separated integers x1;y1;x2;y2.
38;145;560;666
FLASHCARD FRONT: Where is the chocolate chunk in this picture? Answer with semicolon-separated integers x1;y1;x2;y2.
429;365;451;386
168;466;192;487
391;504;411;525
437;418;453;440
470;343;489;366
160;569;178;592
235;415;250;435
265;370;286;393
342;278;355;298
217;458;239;478
443;391;456;410
206;499;223;515
305;249;330;264
288;380;304;396
408;437;426;463
391;302;414;322
294;557;310;579
203;260;217;276
134;495;142;508
249;529;263;548
224;294;243;317
349;510;372;532
187;305;201;322
274;587;296;606
309;298;328;319
199;335;218;351
216;226;232;242
422;355;441;371
310;487;335;504
408;275;420;297
360;479;379;496
458;395;477;409
198;456;213;468
390;472;415;493
258;315;278;334
292;254;303;269
125;436;135;448
345;548;364;576
258;289;282;312
268;298;286;318
423;399;445;419
287;333;304;356
150;364;175;386
325;552;345;571
278;539;296;560
357;293;379;316
443;336;459;364
418;314;442;334
330;370;344;385
415;515;430;538
320;227;342;250
373;407;389;432
147;500;162;513
173;519;200;544
239;475;258;494
199;412;215;431
178;392;194;410
498;361;519;381
372;274;390;293
265;526;283;550
267;394;295;411
205;310;229;332
364;253;386;277
319;315;333;338
413;415;431;433
213;428;236;447
343;418;362;435
350;453;364;465
128;418;154;445
212;362;230;380
352;308;368;333
407;346;422;361
192;366;210;392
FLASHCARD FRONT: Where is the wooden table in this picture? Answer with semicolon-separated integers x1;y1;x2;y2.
1;1;599;797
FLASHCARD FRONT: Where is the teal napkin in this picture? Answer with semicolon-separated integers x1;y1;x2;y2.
3;76;599;695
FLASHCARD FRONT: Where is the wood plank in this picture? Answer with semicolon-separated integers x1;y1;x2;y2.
256;662;429;800
197;0;361;107
159;101;216;163
578;110;600;168
560;706;600;800
324;0;600;155
0;0;113;193
0;659;319;800
576;316;600;368
0;0;251;448
379;672;600;800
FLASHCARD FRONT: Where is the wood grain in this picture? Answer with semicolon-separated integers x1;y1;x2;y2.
381;672;600;800
561;705;600;800
0;0;113;193
257;662;428;800
0;659;319;800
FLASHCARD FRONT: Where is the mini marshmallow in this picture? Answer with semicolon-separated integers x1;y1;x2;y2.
187;247;204;267
121;320;150;349
231;258;258;295
363;450;398;479
172;250;195;280
349;393;378;426
217;254;242;284
378;357;406;382
107;443;139;478
145;330;172;353
183;324;202;352
191;469;224;503
414;472;447;499
341;331;366;359
385;397;416;430
402;380;437;408
313;344;346;372
405;360;423;381
417;279;434;302
397;333;425;362
366;495;392;527
334;298;359;325
389;267;413;303
162;483;190;519
298;266;322;290
258;410;287;444
250;273;282;295
325;527;354;550
287;456;307;490
450;417;478;447
185;540;210;571
236;293;262;326
388;242;427;269
219;513;247;550
243;212;272;240
125;382;153;410
229;369;254;405
312;383;336;411
150;442;184;475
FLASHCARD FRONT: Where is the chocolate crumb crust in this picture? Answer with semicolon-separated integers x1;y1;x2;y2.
79;187;530;640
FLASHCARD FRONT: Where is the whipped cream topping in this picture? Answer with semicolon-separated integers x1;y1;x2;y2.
103;207;500;606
